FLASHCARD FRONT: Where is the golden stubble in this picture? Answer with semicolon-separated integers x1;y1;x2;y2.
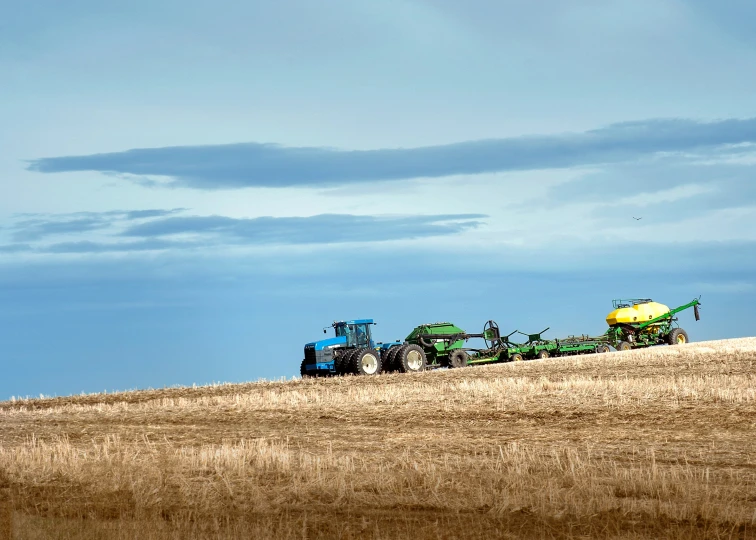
1;338;755;539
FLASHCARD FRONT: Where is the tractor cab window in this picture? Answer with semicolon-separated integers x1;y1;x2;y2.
353;323;371;348
335;323;371;348
335;324;351;340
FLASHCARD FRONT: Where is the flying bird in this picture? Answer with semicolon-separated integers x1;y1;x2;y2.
632;217;642;221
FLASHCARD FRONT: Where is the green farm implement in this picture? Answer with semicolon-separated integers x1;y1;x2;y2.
452;325;611;367
379;321;613;373
602;298;702;351
300;297;702;377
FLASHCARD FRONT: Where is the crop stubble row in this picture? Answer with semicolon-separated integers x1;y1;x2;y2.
0;338;754;538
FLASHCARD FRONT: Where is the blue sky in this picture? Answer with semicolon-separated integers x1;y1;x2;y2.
2;0;755;399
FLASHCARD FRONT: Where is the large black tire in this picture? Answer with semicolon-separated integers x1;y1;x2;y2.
396;344;427;373
346;349;361;374
333;351;345;375
300;359;311;378
380;348;391;372
616;341;632;352
667;328;689;346
535;350;550;360
335;350;356;375
391;345;406;371
382;346;401;372
447;349;468;368
352;348;382;376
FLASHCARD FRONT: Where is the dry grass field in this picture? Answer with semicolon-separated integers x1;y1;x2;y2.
1;338;755;539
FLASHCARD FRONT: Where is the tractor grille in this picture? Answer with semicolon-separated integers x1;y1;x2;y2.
304;346;317;365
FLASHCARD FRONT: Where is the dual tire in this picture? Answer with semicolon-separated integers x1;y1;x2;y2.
335;344;428;376
382;346;402;373
335;348;383;375
334;350;354;375
353;349;382;376
392;344;427;373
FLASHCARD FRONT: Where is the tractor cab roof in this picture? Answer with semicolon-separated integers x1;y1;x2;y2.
333;319;374;326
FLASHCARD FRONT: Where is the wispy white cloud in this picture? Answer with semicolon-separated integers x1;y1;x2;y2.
8;209;187;241
0;211;486;254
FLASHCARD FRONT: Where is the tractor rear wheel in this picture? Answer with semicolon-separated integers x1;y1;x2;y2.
397;344;427;373
380;348;392;372
353;349;382;375
510;353;524;362
667;328;689;346
383;346;401;372
535;350;550;360
447;349;468;368
616;341;632;351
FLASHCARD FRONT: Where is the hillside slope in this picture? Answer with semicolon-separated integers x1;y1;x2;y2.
1;338;755;539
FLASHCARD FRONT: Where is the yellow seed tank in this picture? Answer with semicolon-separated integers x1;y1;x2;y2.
606;300;670;326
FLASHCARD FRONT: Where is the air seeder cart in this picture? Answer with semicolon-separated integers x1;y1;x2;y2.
602;298;701;351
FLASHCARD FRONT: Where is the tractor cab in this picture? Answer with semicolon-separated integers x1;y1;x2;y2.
333;319;375;349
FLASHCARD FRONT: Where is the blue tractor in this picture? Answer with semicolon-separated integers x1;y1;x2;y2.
300;319;407;377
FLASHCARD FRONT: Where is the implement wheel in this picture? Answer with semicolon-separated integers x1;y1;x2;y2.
510;353;524;362
535;350;550;360
353;349;382;375
596;344;611;354
667;328;689;346
447;349;468;369
616;341;632;352
397;344;427;373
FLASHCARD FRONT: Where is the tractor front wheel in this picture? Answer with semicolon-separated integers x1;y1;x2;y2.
353;349;382;375
335;350;355;375
667;328;689;346
397;344;427;373
447;349;468;369
616;341;632;352
300;359;311;378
